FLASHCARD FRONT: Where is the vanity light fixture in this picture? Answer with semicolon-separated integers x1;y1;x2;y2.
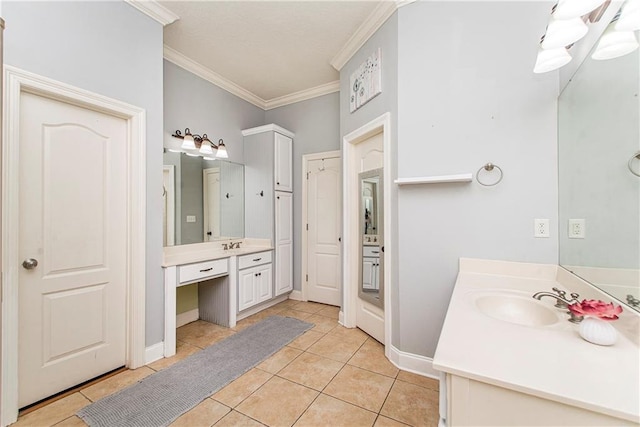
541;11;589;49
534;40;572;73
592;15;639;59
554;0;607;19
171;128;229;159
616;0;640;31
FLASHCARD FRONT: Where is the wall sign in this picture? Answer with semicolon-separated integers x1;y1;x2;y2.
350;48;382;113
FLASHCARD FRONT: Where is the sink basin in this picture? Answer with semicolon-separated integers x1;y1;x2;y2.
475;294;560;327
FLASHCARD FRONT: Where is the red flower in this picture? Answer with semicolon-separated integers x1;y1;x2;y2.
568;299;623;321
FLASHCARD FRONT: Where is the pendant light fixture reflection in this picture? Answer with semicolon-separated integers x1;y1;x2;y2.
592;19;639;60
541;15;589;49
534;46;572;73
554;0;607;19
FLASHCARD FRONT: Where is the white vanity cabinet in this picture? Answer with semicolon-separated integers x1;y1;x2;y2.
242;124;294;300
362;245;381;291
238;251;274;312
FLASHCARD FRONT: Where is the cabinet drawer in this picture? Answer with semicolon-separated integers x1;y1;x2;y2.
363;246;381;258
179;258;228;284
238;251;272;270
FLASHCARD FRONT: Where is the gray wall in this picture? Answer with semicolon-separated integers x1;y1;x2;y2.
339;13;400;345
164;60;265;165
265;93;341;292
395;2;559;357
3;1;165;346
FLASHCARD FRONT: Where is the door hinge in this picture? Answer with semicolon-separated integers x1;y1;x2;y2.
306;274;308;281
306;171;310;180
306;224;308;231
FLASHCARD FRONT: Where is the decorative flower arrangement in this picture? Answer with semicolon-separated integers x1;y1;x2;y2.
568;299;623;321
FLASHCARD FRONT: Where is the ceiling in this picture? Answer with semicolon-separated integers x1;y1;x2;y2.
160;1;384;104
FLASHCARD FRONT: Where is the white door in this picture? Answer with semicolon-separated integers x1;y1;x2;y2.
18;92;128;407
203;168;221;241
354;132;385;343
275;191;293;296
238;269;257;311
306;156;341;306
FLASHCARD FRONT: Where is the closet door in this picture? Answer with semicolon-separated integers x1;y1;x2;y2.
275;191;293;295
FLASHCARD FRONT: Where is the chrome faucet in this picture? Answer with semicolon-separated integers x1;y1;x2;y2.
532;287;583;323
228;241;241;250
627;294;640;307
221;242;230;250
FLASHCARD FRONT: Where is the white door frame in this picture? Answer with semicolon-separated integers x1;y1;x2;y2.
301;150;341;302
342;113;392;353
1;66;147;426
163;165;176;246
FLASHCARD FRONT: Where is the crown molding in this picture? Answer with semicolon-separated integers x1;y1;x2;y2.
163;45;266;109
265;81;340;110
124;0;179;26
330;0;417;71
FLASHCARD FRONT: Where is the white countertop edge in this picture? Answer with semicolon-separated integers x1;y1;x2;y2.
162;239;273;267
435;258;640;424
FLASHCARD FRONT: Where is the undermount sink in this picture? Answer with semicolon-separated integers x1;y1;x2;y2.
475;294;560;327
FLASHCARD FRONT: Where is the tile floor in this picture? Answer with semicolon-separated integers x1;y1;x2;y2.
13;299;439;427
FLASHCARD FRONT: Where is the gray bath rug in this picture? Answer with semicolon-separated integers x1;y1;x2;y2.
77;315;313;427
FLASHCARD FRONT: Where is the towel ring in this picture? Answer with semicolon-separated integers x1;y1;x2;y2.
476;163;503;187
628;152;640;177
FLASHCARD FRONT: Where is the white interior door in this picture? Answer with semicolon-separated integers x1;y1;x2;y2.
354;133;384;343
306;156;342;306
18;91;128;407
203;168;221;241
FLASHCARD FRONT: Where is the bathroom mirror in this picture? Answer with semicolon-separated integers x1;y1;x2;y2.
558;23;640;312
359;168;384;308
163;151;244;246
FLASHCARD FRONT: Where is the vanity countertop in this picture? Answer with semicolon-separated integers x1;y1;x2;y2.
433;258;640;424
163;239;273;267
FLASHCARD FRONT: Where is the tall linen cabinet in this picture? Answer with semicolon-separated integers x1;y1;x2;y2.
242;125;293;297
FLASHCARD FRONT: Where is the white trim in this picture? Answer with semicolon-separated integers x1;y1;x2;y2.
289;290;304;301
124;0;179;26
301;150;342;305
236;294;289;320
388;345;440;380
395;174;473;185
145;342;165;365
1;66;146;426
338;310;345;326
164;46;338;111
163;266;177;358
163;165;176;246
264;81;340;110
241;124;295;139
342;113;392;350
164;45;265;109
176;308;199;328
330;1;398;71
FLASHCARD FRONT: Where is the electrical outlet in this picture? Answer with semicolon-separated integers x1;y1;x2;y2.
534;219;550;238
568;219;585;239
186;215;196;223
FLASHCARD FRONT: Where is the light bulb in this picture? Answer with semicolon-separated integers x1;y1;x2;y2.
215;140;229;159
199;135;214;156
181;128;196;150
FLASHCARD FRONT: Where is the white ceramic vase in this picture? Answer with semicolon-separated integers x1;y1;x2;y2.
579;316;617;346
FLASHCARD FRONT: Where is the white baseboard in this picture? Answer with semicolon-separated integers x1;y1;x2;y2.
289;290;304;301
145;342;165;365
339;310;345;326
176;308;199;328
388;344;440;380
237;294;289;321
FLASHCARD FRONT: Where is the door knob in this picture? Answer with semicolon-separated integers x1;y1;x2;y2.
22;258;38;270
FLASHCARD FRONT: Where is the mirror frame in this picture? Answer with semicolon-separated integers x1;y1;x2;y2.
358;168;384;309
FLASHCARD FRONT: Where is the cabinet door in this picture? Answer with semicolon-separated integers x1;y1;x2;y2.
275;191;293;295
238;268;257;312
244;132;274;239
256;264;273;304
362;257;376;290
274;133;292;192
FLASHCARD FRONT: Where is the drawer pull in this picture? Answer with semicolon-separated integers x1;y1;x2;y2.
371;251;379;254
253;258;262;262
199;268;213;272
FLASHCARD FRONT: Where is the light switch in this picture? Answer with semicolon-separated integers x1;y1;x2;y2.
186;215;196;223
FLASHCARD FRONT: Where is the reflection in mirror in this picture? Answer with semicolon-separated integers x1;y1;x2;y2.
163;151;244;246
558;17;639;312
359;168;384;308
